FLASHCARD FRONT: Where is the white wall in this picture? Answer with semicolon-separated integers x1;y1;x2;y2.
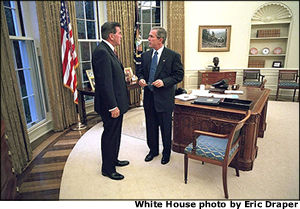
184;1;299;70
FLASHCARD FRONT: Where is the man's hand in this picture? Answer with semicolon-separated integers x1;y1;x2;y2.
152;79;164;88
138;79;147;87
111;107;120;118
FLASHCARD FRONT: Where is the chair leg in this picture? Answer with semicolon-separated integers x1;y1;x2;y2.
222;166;229;199
276;87;279;101
293;88;296;102
184;154;188;184
235;167;240;177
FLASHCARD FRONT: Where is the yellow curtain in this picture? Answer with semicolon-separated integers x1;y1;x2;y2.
167;1;185;88
106;1;136;73
35;1;79;131
1;2;32;174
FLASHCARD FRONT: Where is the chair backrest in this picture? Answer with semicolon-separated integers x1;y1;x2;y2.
243;69;263;82
224;110;251;162
278;70;299;83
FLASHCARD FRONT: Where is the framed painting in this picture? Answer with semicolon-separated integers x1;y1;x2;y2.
198;25;231;52
124;67;133;83
272;61;282;68
86;69;95;91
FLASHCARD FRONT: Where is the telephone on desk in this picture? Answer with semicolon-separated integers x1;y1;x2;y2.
211;79;228;90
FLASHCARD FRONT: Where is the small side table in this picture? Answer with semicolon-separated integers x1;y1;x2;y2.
77;83;142;125
77;87;95;125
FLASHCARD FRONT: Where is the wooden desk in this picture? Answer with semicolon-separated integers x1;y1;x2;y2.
172;87;270;171
198;71;236;85
77;83;141;125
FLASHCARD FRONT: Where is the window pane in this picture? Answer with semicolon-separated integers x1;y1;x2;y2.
80;42;90;61
83;68;89;81
137;7;141;22
142;41;150;51
5;8;16;36
142;8;151;23
23;68;34;95
85;1;95;20
4;1;11;7
22;97;32;124
152;7;160;23
142;24;151;39
18;70;27;97
87;21;96;39
28;95;37;123
141;1;150;7
77;20;86;39
154;1;160;7
13;40;23;68
82;62;91;72
75;1;84;19
91;42;99;53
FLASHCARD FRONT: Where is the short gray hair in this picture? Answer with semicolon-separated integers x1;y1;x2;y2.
152;27;167;44
101;22;121;40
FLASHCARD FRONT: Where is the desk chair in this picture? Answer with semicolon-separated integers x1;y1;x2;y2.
184;110;251;199
243;69;266;89
276;70;299;102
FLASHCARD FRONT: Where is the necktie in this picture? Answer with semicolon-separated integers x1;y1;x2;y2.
148;51;158;91
114;49;119;59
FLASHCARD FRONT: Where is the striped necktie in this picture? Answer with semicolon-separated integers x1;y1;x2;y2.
148;51;158;91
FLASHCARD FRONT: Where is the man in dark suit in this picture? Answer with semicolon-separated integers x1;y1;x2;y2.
136;27;184;165
92;22;129;180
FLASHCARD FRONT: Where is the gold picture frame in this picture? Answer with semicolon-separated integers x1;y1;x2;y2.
86;69;95;91
124;67;133;83
198;25;231;52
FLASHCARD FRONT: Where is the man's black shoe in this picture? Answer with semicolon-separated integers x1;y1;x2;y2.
102;171;124;180
161;156;170;165
145;153;159;162
116;160;129;167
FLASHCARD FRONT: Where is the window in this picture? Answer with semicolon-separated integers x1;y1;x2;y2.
137;1;163;52
3;1;22;36
4;1;47;129
11;38;46;127
75;1;101;101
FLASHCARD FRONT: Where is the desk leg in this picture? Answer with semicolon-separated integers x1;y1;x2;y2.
78;91;87;125
258;101;268;138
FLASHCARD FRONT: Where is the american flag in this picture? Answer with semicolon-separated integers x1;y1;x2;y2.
60;0;79;104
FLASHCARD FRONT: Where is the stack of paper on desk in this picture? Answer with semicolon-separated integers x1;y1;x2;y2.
190;89;239;99
175;94;197;101
190;89;211;97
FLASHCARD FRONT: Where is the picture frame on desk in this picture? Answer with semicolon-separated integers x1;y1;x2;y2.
86;69;95;91
198;25;231;52
272;61;282;68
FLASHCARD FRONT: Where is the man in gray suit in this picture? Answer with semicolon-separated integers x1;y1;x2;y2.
92;22;129;180
136;27;184;165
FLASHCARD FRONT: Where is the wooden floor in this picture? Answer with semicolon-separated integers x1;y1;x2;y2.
16;115;100;200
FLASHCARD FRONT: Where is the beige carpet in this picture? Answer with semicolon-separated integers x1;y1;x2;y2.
59;101;299;199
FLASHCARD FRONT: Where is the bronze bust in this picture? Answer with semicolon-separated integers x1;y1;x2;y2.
213;57;220;71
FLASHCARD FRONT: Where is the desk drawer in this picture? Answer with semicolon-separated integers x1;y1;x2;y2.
198;71;236;85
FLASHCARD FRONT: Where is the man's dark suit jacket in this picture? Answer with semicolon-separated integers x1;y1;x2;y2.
92;41;129;115
136;47;184;112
